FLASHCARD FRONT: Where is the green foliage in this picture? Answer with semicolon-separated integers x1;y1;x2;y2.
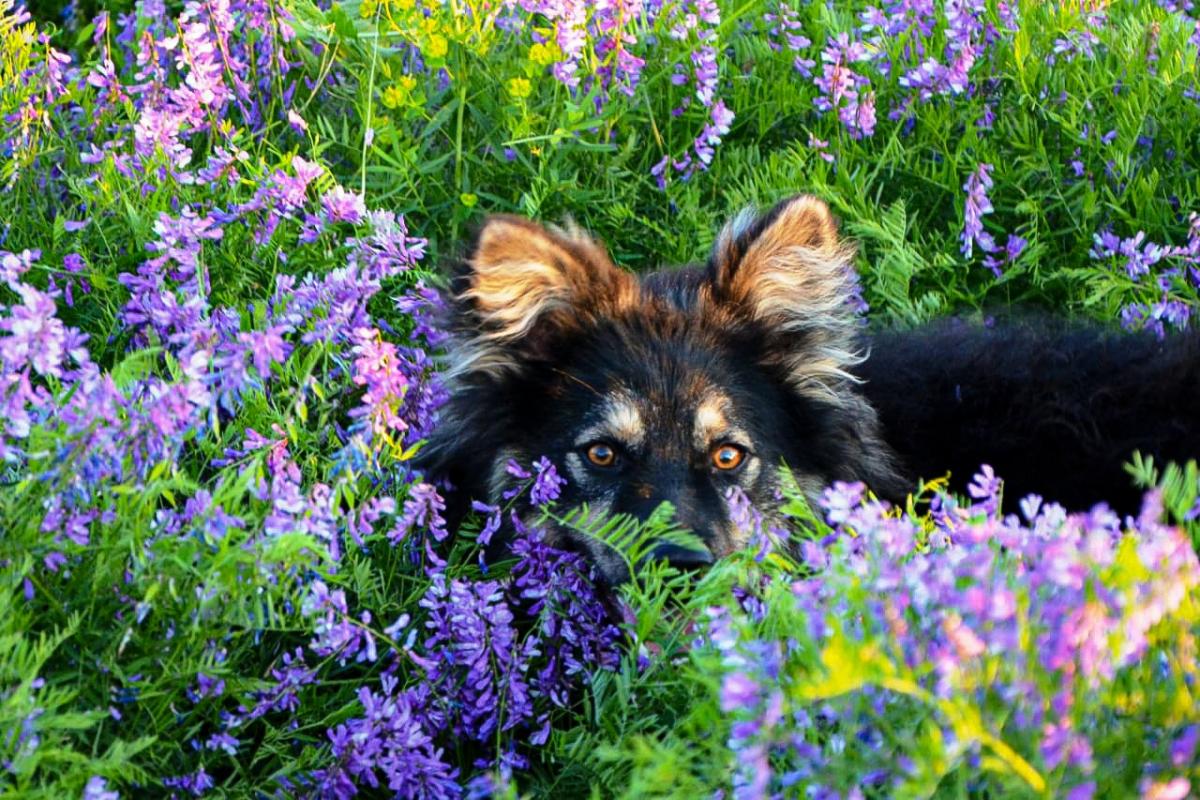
295;0;1200;326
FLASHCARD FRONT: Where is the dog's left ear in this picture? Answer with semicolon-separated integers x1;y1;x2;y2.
706;194;862;400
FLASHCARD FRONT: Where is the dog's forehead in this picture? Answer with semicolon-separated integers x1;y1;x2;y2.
555;308;750;435
570;367;737;449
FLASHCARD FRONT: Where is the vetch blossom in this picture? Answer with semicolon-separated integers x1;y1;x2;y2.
961;162;997;258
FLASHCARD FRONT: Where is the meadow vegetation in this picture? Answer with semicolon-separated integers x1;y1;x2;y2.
1;0;1199;796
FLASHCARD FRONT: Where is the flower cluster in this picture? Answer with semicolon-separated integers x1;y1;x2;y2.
513;0;650;99
703;472;1200;798
312;514;622;795
1092;214;1200;338
813;33;876;140
651;0;734;187
959;162;1027;274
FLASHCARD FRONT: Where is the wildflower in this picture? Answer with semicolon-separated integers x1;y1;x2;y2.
321;185;367;224
808;132;834;163
391;482;449;543
83;776;119;800
2;283;87;379
419;574;535;741
529;457;566;506
204;732;239;755
317;678;461;799
1;248;39;290
1089;229;1167;280
814;33;876;139
1140;778;1191;800
303;581;378;665
961;163;997;258
286;109;308;132
819;481;866;526
720;672;760;711
508;529;621;707
163;766;214;796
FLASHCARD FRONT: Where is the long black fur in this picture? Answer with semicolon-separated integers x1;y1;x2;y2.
859;318;1200;512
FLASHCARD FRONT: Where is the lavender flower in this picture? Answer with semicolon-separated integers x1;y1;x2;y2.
83;776;119;800
814;33;876;139
961;162;997;258
529;457;566;506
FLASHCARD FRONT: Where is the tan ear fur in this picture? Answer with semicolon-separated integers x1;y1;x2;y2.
452;215;635;376
707;195;864;401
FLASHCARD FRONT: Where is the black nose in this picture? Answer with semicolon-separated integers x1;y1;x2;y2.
648;542;714;571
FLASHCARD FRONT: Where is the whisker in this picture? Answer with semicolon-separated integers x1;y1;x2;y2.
552;368;604;397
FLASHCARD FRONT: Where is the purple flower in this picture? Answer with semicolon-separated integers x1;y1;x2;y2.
419;574;534;740
961;163;997;258
1;283;89;379
471;501;503;548
1170;725;1199;768
529;457;566;506
1140;778;1191;800
316;678;461;800
967;464;1002;514
321;185;367;224
1089;229;1168;280
83;776;119;800
1066;783;1097;800
819;481;866;526
983;233;1028;277
302;581;378;665
163;766;214;796
204;732;239;755
814;33;875;139
391;482;449;544
1;248;39;290
720;672;760;711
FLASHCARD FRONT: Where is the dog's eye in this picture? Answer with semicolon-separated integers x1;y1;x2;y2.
586;442;618;468
711;444;746;471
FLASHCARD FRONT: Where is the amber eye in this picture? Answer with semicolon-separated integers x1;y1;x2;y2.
586;442;617;467
711;444;746;471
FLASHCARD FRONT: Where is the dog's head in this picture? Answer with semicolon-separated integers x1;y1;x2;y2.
420;195;904;583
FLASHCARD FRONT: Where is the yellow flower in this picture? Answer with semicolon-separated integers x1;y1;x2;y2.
381;76;416;109
529;41;558;66
359;0;377;18
507;77;532;99
426;33;448;59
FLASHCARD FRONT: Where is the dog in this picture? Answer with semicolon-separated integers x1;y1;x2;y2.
418;195;1200;583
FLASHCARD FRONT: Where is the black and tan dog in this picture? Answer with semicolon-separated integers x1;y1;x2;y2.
419;195;1200;583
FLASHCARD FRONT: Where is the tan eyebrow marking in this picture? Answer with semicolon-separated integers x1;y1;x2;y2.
693;395;729;450
575;393;645;448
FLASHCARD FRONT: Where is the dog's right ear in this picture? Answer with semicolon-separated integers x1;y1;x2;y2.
448;215;634;375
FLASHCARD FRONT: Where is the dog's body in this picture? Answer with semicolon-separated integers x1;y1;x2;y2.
419;196;1200;583
861;320;1200;513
